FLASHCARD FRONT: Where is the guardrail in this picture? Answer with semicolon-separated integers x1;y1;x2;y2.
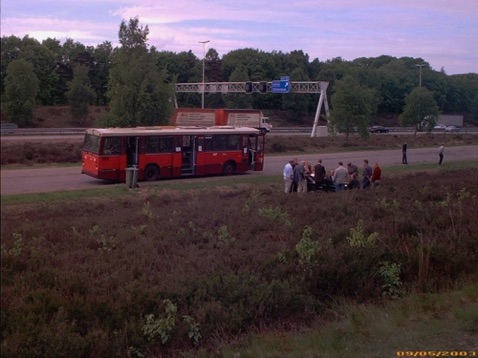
1;128;86;136
271;127;477;133
1;127;477;136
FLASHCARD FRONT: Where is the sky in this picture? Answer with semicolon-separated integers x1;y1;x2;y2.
1;0;477;75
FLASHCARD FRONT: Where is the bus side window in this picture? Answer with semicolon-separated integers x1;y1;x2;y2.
103;137;121;155
159;137;174;153
146;136;160;153
212;135;227;151
227;135;240;150
203;136;212;151
174;136;182;152
197;136;204;152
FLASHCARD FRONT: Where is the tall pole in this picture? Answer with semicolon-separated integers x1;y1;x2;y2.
416;64;425;87
199;40;210;109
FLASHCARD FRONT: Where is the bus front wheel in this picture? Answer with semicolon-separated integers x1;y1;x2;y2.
223;161;236;175
144;164;160;181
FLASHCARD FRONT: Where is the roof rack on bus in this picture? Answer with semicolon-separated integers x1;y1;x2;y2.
177;126;209;130
210;125;236;130
135;126;177;130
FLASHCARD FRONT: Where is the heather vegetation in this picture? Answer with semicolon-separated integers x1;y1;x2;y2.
1;167;477;356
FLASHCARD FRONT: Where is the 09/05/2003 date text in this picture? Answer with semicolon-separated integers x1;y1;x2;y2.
396;352;476;357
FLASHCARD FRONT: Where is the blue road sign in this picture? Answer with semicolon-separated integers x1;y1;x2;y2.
272;78;290;93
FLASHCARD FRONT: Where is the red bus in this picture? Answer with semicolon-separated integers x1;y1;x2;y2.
81;126;265;181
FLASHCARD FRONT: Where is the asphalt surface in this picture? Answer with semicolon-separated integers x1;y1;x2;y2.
2;145;477;196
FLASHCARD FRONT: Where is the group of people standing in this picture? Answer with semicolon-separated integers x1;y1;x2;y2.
283;158;382;194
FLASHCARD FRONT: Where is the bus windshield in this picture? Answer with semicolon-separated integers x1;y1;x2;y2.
83;133;100;154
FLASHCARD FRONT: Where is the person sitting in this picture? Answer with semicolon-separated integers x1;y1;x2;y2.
348;173;360;189
323;169;336;192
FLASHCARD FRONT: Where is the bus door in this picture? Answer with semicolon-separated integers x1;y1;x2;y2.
247;134;264;171
256;134;265;171
181;135;196;175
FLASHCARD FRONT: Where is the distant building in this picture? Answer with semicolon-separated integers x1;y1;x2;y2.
437;115;464;127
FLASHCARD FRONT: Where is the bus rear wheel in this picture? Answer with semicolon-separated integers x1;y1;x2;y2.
144;164;160;181
223;161;236;175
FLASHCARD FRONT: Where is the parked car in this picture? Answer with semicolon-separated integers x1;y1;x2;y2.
433;124;447;131
369;126;389;133
306;175;337;192
445;125;459;132
305;174;356;192
1;122;18;135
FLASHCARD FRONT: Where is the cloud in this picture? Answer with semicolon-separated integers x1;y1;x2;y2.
1;0;476;74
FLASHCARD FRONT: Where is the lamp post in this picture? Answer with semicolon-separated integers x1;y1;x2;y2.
199;40;210;109
415;64;425;87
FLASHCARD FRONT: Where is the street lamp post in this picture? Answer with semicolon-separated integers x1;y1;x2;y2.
199;40;210;109
415;64;425;87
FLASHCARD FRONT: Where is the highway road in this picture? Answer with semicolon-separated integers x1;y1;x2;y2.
2;145;477;196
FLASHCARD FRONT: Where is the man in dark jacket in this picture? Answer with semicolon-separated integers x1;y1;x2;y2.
347;162;358;177
362;159;372;189
314;159;326;191
402;142;408;164
293;161;307;193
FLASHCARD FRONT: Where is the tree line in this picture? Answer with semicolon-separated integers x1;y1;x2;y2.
1;17;478;131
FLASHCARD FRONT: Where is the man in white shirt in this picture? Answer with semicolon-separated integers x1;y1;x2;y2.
283;159;295;193
333;162;349;192
438;145;444;165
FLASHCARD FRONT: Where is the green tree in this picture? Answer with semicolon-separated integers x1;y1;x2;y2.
204;48;225;108
364;58;422;113
400;87;440;134
330;75;377;140
1;35;23;96
2;59;39;126
155;49;201;108
446;74;478;113
105;18;173;127
91;42;114;105
282;67;311;121
20;36;60;105
222;48;266;81
317;57;350;95
1;35;60;105
66;65;95;125
223;66;252;109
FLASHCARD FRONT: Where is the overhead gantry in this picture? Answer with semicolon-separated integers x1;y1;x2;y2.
174;81;331;137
